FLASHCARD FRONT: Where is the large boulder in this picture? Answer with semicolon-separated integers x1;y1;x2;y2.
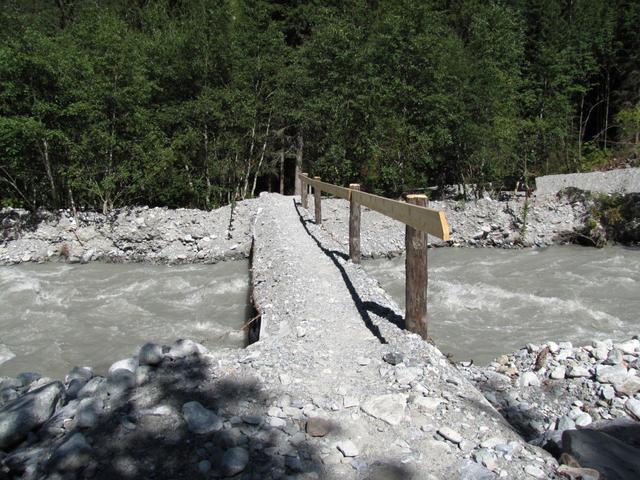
562;429;640;480
0;381;64;450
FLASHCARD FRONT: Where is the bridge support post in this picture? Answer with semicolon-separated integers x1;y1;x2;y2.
314;176;322;224
349;184;361;263
405;194;428;339
301;173;308;209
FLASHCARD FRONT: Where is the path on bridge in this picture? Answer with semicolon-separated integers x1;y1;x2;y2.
247;193;556;479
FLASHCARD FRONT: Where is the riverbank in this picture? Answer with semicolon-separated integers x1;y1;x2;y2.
0;190;589;266
0;202;257;266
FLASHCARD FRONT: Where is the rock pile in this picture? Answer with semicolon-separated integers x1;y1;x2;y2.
317;192;588;258
460;337;640;479
0;202;256;266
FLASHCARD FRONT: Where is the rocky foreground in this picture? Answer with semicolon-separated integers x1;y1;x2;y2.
461;337;640;479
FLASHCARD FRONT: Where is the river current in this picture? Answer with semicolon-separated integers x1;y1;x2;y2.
364;246;640;365
0;262;250;378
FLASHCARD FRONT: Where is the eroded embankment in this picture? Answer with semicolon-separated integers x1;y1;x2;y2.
0;201;257;265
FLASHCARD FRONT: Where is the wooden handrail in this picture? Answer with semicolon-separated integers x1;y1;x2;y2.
298;173;450;340
298;174;450;240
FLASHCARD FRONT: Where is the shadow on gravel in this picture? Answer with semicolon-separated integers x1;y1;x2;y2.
294;199;408;343
78;355;324;479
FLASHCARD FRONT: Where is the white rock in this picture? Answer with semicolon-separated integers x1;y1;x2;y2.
438;426;462;444
336;440;359;457
567;365;591;378
615;339;640;355
361;394;407;425
524;465;545;478
108;357;138;376
625;398;640;419
595;364;628;384
574;413;592;427
413;396;444;412
550;366;566;380
519;372;540;387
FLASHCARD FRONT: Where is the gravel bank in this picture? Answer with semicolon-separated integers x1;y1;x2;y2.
0;201;257;266
536;168;640;196
316;193;588;257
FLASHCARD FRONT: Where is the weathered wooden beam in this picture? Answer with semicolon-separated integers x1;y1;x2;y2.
300;176;351;201
301;173;308;209
349;183;361;264
314;176;322;225
405;194;428;340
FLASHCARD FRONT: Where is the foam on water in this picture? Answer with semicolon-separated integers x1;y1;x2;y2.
0;261;250;378
364;245;640;364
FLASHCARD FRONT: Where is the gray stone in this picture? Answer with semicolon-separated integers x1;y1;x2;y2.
47;433;92;473
601;385;616;400
557;415;576;433
563;429;640;480
519;372;540;387
438;426;463;444
595;364;628;384
222;447;249;477
604;349;624;365
550;366;566;380
614;376;640;397
139;342;163;366
457;459;496;480
108;357;138;376
167;339;201;359
77;377;105;399
412;396;444;412
574;413;592;428
336;440;359;457
567;365;591;378
0;381;64;449
65;367;93;385
615;339;640;355
524;465;545;478
76;398;101;429
361;394;407;425
17;372;41;387
625;398;640;419
198;460;211;474
382;352;403;366
182;401;223;434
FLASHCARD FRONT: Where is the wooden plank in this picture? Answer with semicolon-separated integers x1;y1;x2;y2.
405;195;428;339
349;183;361;264
351;190;449;240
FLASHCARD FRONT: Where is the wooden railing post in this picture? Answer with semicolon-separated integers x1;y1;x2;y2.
405;194;428;339
301;173;308;209
349;184;361;263
313;176;322;224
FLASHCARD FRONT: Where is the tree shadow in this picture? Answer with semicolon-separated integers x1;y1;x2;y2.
293;199;409;344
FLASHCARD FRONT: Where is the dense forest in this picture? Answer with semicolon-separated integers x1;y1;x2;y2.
1;0;639;212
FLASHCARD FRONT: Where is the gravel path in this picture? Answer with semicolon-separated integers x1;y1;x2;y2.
248;193;558;479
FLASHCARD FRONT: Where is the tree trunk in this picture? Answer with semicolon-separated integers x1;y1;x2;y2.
294;130;303;196
204;125;211;209
41;138;58;207
242;121;257;200
251;114;271;198
279;149;285;194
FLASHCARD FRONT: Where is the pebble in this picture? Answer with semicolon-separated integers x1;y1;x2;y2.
383;352;403;366
524;465;545;478
221;447;249;477
139;342;163;366
519;372;540;387
182;401;223;434
625;398;640;419
336;440;359;457
438;427;463;444
550;366;566;380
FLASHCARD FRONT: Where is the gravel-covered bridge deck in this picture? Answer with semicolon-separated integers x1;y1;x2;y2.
248;192;558;479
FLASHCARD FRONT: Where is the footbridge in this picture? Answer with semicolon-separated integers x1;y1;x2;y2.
246;191;557;479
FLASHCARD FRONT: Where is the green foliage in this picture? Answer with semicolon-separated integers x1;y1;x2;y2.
0;0;638;211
